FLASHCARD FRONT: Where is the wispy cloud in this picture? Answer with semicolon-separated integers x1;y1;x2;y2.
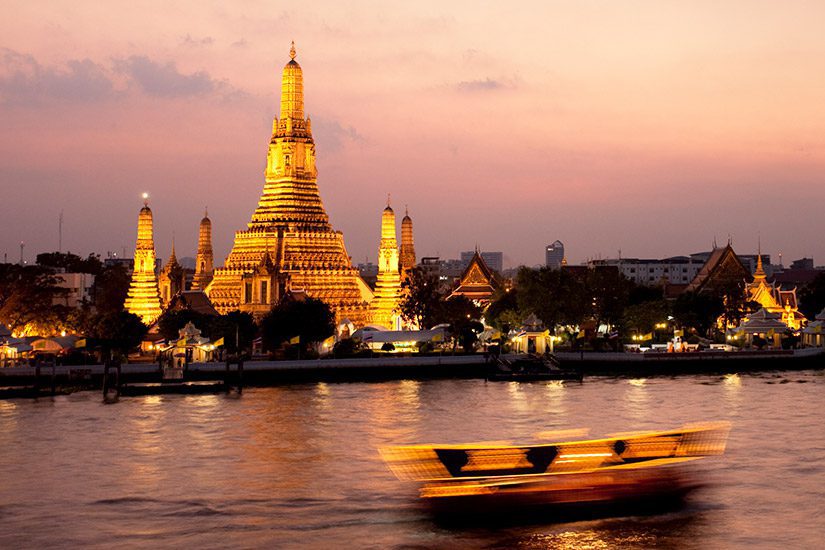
0;48;114;105
180;34;215;47
115;56;222;98
455;77;517;93
312;117;364;152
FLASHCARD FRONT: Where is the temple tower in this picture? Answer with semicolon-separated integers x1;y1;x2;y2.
399;206;416;280
206;43;372;323
192;209;214;290
158;239;185;305
124;195;162;324
370;201;402;329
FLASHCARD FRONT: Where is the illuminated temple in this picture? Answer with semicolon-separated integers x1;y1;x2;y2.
124;196;163;324
370;201;402;329
206;44;373;323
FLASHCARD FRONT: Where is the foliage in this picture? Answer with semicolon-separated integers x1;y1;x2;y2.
672;291;723;336
91;262;130;316
332;338;370;358
36;252;102;275
87;311;147;355
484;288;520;331
0;263;68;333
157;309;211;341
209;311;257;353
799;272;825;319
399;266;444;329
622;300;670;335
260;297;334;351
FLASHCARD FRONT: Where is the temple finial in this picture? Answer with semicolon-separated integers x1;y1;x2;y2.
289;41;296;60
142;192;149;207
204;206;208;218
405;204;409;217
387;193;391;207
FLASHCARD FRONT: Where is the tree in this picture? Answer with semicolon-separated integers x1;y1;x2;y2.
260;297;334;352
92;262;130;315
0;264;67;333
622;300;670;337
485;288;521;332
156;309;211;341
87;311;147;357
672;291;723;336
799;272;825;319
515;266;589;328
209;311;257;354
36;252;102;275
399;266;445;329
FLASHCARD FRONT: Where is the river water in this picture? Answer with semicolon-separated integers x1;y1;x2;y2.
1;371;823;548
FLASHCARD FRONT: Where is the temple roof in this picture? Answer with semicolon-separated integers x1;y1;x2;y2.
449;250;500;301
684;244;749;295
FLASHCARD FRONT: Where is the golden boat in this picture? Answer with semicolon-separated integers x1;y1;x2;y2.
381;422;730;517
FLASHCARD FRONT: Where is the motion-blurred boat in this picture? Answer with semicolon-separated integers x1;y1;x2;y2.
381;422;730;517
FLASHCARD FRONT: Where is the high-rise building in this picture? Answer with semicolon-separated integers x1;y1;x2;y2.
545;240;564;269
192;209;214;290
124;196;162;324
370;202;402;329
205;43;373;323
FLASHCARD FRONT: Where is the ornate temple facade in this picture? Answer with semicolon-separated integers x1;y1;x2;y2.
683;244;805;330
448;249;500;306
192;210;214;291
158;240;186;305
124;197;163;324
370;202;403;329
746;254;805;330
399;207;416;280
206;44;373;323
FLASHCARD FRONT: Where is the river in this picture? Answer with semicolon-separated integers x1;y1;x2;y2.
1;371;823;548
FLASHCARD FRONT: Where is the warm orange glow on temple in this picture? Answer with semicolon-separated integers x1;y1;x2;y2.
206;43;373;323
124;196;162;324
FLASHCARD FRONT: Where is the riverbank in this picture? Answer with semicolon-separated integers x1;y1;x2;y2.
1;349;823;398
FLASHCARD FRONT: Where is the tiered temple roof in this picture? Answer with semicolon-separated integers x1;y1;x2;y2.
124;197;163;324
370;202;402;329
206;44;372;323
448;250;500;304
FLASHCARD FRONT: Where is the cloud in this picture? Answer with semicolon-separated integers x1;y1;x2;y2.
115;55;222;97
180;34;215;47
455;77;506;92
0;48;115;105
312;117;364;152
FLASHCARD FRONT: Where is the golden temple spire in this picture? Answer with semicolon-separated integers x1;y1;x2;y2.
372;201;401;329
124;196;162;324
400;205;415;276
280;41;304;122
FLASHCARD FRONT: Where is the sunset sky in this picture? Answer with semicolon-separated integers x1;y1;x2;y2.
2;1;824;268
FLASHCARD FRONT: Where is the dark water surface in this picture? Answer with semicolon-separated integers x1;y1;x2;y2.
1;371;823;548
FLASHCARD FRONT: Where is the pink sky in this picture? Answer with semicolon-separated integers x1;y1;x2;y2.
2;1;824;268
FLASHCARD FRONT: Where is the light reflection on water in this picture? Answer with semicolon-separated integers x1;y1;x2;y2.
0;372;823;548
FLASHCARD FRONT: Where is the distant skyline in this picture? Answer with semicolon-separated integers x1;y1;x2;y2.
2;1;825;268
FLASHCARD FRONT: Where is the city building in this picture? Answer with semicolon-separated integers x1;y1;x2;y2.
460;250;503;274
370;202;402;329
545;240;565;269
123;196;163;324
52;271;95;308
205;43;373;323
